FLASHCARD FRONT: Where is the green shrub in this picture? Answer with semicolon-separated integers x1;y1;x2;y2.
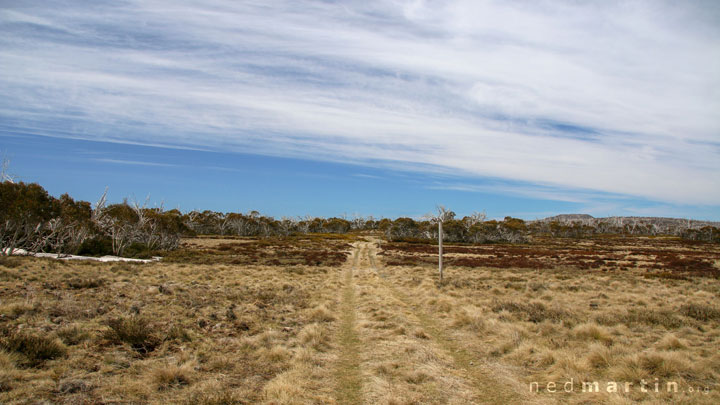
122;242;153;259
76;237;113;256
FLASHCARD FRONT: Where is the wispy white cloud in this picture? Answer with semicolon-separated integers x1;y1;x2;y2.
425;179;641;205
352;173;383;180
93;158;178;168
1;0;719;205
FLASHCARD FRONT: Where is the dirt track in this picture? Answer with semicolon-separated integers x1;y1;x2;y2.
334;241;534;404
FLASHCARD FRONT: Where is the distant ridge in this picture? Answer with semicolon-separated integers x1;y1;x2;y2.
541;214;594;222
534;214;720;228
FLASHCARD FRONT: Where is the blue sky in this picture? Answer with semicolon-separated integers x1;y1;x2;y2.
1;1;719;220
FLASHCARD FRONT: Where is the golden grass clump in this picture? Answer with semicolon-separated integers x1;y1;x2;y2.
452;306;486;331
573;323;614;345
307;304;336;322
637;351;691;378
151;362;196;390
298;323;330;352
656;333;686;351
263;369;308;404
258;345;292;364
584;343;615;369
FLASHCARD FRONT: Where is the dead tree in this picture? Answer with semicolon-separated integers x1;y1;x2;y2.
0;220;41;255
1;152;16;184
38;218;84;255
92;188;133;256
463;210;486;232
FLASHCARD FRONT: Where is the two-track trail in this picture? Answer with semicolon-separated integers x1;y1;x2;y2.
333;240;532;404
334;243;363;404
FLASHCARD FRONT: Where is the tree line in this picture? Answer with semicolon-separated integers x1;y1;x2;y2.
0;182;184;257
2;181;718;257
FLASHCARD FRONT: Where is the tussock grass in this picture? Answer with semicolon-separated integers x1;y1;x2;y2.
298;323;331;352
104;316;160;353
584;343;615;369
307;304;336;323
637;351;691;378
165;323;193;343
0;256;23;269
151;362;195;390
492;300;571;323
1;332;67;367
183;380;243;405
67;277;104;289
573;323;614;345
56;324;91;345
679;303;720;322
452;306;486;331
657;333;686;351
596;308;685;329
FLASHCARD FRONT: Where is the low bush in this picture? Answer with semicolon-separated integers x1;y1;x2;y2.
123;242;154;259
76;237;113;257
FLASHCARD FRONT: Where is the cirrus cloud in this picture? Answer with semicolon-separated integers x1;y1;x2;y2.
1;0;719;205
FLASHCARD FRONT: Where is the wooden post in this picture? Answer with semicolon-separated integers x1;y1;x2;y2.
438;220;443;282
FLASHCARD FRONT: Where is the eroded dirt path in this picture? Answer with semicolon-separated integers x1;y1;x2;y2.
334;240;530;404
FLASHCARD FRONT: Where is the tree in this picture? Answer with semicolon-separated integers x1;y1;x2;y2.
324;217;351;234
387;217;420;241
0;181;60;255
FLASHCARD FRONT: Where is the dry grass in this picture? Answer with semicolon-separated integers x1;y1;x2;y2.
1;234;718;403
0;236;346;404
379;237;720;404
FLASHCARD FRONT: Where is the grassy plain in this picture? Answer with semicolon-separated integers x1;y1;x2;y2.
0;234;718;404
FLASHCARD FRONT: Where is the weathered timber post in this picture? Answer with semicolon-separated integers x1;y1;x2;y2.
438;219;443;283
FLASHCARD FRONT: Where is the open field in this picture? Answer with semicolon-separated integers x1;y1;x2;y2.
0;235;718;404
